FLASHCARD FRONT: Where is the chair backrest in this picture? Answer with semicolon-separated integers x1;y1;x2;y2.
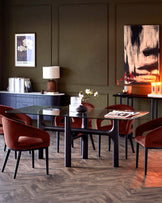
135;116;162;138
97;104;135;135
0;105;13;125
0;105;32;126
2;116;50;150
82;102;94;112
81;102;94;128
2;116;24;149
55;102;95;128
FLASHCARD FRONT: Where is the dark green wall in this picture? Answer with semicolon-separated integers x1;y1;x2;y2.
2;0;162;126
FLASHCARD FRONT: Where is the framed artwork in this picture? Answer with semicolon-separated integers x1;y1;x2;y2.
15;33;35;67
124;25;160;84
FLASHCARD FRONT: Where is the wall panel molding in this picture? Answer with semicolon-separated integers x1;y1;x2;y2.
58;3;109;87
3;4;52;90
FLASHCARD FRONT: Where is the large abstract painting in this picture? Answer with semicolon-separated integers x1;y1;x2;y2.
124;25;160;84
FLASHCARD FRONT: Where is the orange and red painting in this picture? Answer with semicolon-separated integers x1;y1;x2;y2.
124;25;160;84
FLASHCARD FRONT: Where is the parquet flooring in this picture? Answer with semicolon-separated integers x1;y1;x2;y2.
0;131;162;202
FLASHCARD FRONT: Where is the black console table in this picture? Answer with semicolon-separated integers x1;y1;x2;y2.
0;91;70;119
113;93;162;120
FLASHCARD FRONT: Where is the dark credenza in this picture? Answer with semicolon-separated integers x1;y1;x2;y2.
0;91;70;119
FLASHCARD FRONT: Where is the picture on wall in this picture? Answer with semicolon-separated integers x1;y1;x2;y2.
124;25;160;84
15;33;35;67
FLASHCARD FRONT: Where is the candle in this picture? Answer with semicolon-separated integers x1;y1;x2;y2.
151;82;161;94
157;82;161;94
151;82;156;94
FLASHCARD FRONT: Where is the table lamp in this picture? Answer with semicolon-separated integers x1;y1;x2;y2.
43;66;60;92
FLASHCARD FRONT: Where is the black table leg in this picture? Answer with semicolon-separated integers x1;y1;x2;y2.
130;98;133;107
65;116;71;167
37;115;44;159
120;97;122;104
37;114;43;129
81;116;88;159
151;99;154;120
112;119;119;167
155;99;158;119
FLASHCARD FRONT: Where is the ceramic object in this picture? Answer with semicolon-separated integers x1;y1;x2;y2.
123;85;132;94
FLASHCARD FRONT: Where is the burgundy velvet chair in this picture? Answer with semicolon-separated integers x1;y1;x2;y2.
135;117;162;175
96;104;135;159
1;116;50;179
54;102;95;152
0;105;32;151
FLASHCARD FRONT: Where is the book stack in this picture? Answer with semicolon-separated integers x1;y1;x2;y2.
69;97;82;112
8;77;32;93
42;108;60;116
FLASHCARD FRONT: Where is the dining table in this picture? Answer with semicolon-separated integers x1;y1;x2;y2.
6;105;149;168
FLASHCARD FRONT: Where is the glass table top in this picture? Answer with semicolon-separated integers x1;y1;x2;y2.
6;105;149;120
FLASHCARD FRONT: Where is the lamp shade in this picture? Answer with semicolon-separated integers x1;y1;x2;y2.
43;66;60;79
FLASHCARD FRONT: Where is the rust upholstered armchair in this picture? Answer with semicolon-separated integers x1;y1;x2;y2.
54;102;95;152
0;105;32;151
96;104;135;159
1;116;50;179
135;117;162;175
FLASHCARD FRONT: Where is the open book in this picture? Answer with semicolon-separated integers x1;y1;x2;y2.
104;110;139;119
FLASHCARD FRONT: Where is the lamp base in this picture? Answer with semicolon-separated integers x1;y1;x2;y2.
47;80;56;92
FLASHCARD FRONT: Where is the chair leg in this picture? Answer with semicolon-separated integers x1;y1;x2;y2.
136;142;139;168
89;134;95;150
14;151;22;179
71;132;76;148
98;135;101;157
129;133;135;153
108;136;111;151
4;144;6;151
144;147;148;176
32;150;34;168
72;139;74;148
2;149;11;172
45;147;49;175
15;151;17;159
125;135;128;159
56;131;60;153
51;116;54;125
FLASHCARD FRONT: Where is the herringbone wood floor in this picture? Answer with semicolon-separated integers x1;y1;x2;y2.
0;131;162;203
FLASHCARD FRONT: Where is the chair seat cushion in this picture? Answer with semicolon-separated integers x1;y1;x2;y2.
97;125;114;131
18;136;44;148
0;126;3;134
119;126;133;135
136;126;162;148
98;124;133;135
135;136;146;147
136;135;162;148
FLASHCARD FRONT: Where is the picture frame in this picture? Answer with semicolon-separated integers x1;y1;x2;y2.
15;33;35;67
124;25;160;84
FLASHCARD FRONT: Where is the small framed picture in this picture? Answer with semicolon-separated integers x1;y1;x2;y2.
15;33;35;67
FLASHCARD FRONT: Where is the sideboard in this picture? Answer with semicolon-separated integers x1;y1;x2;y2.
0;91;70;119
